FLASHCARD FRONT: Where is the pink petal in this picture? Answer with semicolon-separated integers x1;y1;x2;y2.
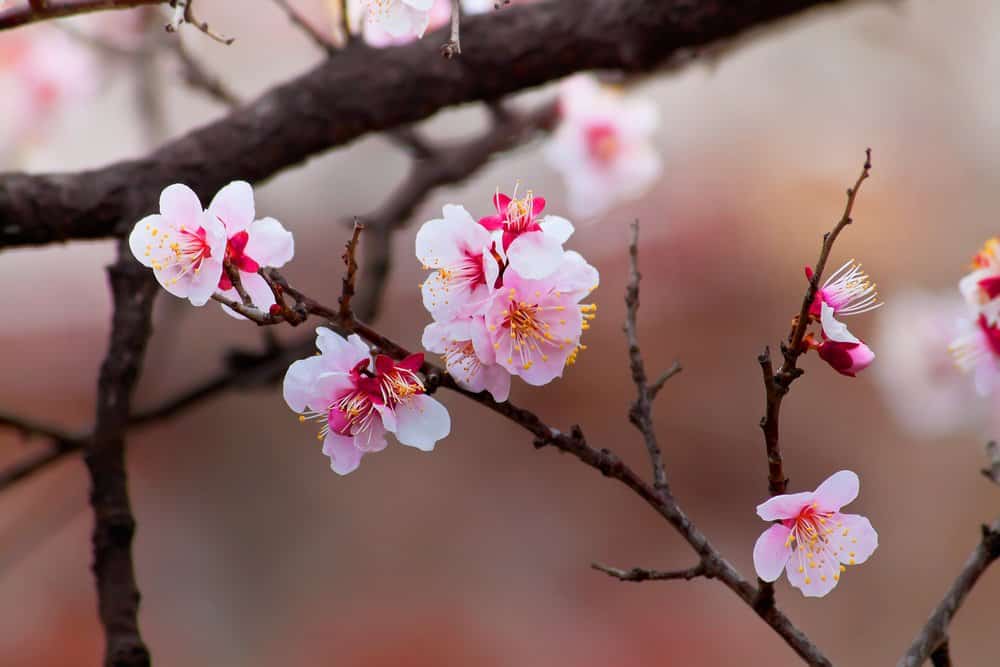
283;361;353;413
540;215;574;244
493;192;511;214
181;257;224;306
321;432;363;475
478;215;504;232
784;545;841;598
506;231;565;279
128;214;161;268
813;470;859;512
481;364;511;402
531;196;546;216
208;181;255;233
392;394;450;451
830;513;878;565
756;491;814;521
245;217;294;268
159;183;203;223
315;329;371;371
753;524;792;582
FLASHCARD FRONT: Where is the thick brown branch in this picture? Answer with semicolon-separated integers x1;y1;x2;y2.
0;0;864;249
592;562;707;582
85;242;157;667
0;0;165;30
898;521;1000;667
758;150;871;497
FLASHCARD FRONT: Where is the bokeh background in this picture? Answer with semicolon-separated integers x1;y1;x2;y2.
3;0;1000;664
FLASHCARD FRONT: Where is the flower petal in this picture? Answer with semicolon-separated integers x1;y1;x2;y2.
785;545;841;598
830;513;878;566
813;470;860;512
756;491;814;521
321;432;363;475
245;217;294;268
208;181;255;233
753;524;793;582
392;394;450;451
506;231;565;279
159;183;203;223
315;328;371;371
821;301;860;344
540;215;574;244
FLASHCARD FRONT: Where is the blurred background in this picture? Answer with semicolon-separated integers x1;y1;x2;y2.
3;0;1000;664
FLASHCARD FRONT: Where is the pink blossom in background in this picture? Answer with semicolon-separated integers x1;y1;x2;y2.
478;189;575;279
959;237;1000;324
360;0;441;44
128;184;227;306
949;313;1000;396
543;74;662;217
284;328;451;474
207;182;295;319
753;470;878;598
874;290;984;438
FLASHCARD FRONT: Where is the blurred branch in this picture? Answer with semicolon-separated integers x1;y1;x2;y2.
898;520;1000;667
592;562;707;582
0;0;867;250
758;149;872;497
167;37;241;107
270;0;336;54
930;642;952;667
84;242;157;667
982;441;1000;486
0;0;166;30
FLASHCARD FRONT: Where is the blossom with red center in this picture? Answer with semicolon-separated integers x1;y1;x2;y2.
416;204;494;319
207;181;295;319
959;237;1000;324
422;314;511;402
284;329;451;474
949;313;1000;396
478;188;575;280
128;184;227;306
813;300;876;377
484;255;598;385
806;260;881;320
543;74;661;217
753;470;878;598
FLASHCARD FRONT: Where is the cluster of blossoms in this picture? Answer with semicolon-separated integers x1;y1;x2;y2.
803;260;881;377
949;238;1000;395
417;188;599;401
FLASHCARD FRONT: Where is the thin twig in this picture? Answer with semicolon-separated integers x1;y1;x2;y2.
270;0;336;54
897;520;1000;667
339;221;363;322
592;562;707;582
624;221;670;497
441;0;461;58
758;149;872;497
648;361;682;400
165;0;234;45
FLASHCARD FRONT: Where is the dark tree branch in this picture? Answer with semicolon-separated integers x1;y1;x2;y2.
898;521;1000;667
592;562;707;582
930;642;952;667
85;242;157;667
758;149;872;497
0;0;166;30
0;0;866;250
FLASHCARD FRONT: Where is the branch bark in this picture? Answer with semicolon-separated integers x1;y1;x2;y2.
0;0;862;250
85;242;157;667
0;0;166;30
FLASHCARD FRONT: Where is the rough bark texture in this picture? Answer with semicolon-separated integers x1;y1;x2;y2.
85;244;157;667
0;0;852;249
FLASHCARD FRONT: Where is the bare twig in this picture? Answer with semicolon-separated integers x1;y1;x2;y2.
270;0;336;54
648;361;682;400
898;520;1000;667
758;149;872;497
592;562;707;582
0;0;166;30
165;0;234;45
441;0;461;58
338;221;363;322
85;242;157;667
624;221;670;497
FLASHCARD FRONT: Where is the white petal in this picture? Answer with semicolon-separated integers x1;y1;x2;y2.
245;217;294;268
506;231;564;279
208;181;255;233
540;215;574;244
322;433;364;475
159;183;203;222
392;394;450;451
821;301;860;344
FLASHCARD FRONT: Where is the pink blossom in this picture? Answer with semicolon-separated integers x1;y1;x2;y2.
959;237;1000;324
284;328;451;474
478;188;575;279
949;313;1000;396
422;315;511;402
128;184;227;306
817;338;875;377
543;75;661;217
807;260;881;320
362;0;438;42
484;256;598;385
416;204;495;319
753;470;878;598
207;182;295;319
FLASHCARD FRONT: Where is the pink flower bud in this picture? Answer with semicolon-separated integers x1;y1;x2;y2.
817;339;875;377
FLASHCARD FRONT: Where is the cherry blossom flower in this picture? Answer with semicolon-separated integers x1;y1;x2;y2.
284;328;451;474
422;315;511;402
874;290;983;438
543;75;661;217
363;0;437;41
478;188;575;279
813;300;875;377
949;313;1000;396
807;260;882;320
484;255;598;385
416;204;494;319
207;182;295;318
753;470;878;598
959;237;1000;324
128;184;226;306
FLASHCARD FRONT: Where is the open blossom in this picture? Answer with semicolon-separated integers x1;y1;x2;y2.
362;0;436;40
207;182;295;318
422;315;510;402
543;74;661;217
128;184;227;306
949;313;1000;396
484;256;597;385
416;204;493;319
753;470;878;598
284;328;451;475
478;189;575;279
807;260;882;321
959;237;1000;324
129;182;294;311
